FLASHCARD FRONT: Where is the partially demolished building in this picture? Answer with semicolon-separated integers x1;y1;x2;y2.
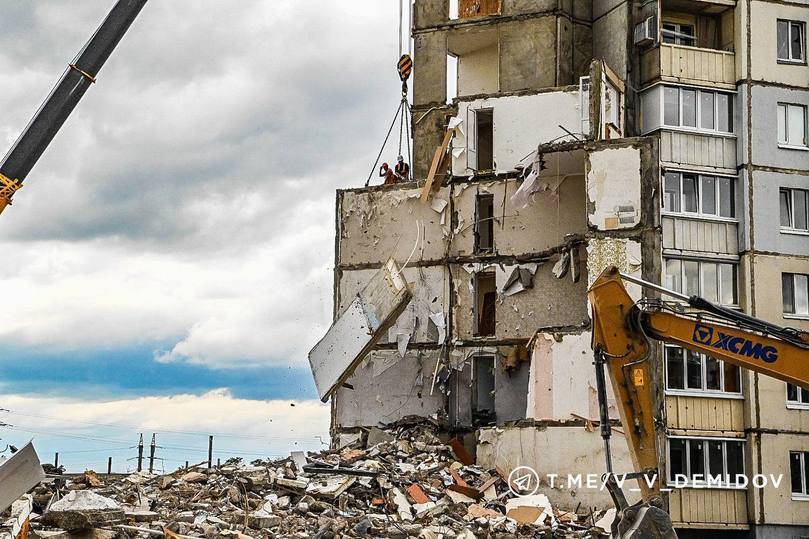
314;0;809;536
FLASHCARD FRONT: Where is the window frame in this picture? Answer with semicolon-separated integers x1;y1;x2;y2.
786;384;809;411
790;451;809;501
780;187;809;234
665;345;743;398
782;272;809;319
662;21;697;47
777;19;806;64
661;86;734;135
667;437;746;489
664;258;739;307
777;103;809;150
662;170;737;221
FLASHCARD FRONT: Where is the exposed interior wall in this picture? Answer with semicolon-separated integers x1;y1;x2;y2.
338;185;451;266
334;349;444;428
450;177;587;257
457;42;499;96
527;330;620;421
451;89;582;175
451;253;590;341
412;105;456;180
476;425;637;510
586;144;643;230
338;266;448;345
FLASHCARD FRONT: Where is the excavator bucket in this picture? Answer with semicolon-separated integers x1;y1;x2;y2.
603;475;678;539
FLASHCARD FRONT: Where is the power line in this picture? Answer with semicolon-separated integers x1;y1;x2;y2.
0;408;316;441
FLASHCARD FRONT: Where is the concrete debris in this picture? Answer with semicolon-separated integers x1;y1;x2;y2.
3;420;612;538
0;442;46;513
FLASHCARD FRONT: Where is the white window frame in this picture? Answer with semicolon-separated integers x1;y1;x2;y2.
664;258;739;307
778;19;806;64
667;437;746;489
782;272;809;320
665;345;743;398
777;103;808;150
661;86;734;135
780;187;809;235
786;384;809;411
662;170;737;221
790;451;809;501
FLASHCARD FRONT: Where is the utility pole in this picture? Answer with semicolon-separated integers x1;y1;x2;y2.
207;435;213;469
148;433;156;473
137;433;144;472
54;452;58;468
107;456;113;475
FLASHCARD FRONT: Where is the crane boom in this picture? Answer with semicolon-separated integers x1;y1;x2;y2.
0;0;148;215
588;266;809;537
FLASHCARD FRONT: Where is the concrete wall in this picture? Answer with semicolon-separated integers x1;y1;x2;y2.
450;176;587;257
751;170;809;256
745;86;809;171
338;266;448;345
592;0;629;80
476;425;637;510
499;18;557;90
414;31;448;106
451;89;583;175
457;42;499;96
748;253;809;331
337;185;451;266
747;1;809;88
451;254;590;341
334;349;444;427
586;144;643;230
751;433;809;528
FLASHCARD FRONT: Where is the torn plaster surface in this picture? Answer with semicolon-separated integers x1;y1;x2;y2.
339;266;448;345
586;238;642;302
450;177;586;258
451;90;582;176
585;145;641;230
339;186;450;266
527;331;619;422
451;254;589;341
334;349;444;428
309;259;410;401
476;426;636;511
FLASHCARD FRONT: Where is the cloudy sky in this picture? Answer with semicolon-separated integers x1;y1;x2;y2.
0;0;410;471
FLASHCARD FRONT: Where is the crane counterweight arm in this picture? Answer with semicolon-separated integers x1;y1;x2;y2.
0;0;148;215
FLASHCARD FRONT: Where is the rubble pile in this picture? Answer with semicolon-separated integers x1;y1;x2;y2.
3;420;614;538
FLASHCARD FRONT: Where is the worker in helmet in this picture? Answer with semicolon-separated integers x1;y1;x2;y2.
394;155;410;182
379;162;397;185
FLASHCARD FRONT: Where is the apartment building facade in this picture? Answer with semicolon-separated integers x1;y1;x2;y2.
326;0;808;536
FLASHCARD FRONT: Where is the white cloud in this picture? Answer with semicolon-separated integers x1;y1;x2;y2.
0;391;331;470
0;1;408;370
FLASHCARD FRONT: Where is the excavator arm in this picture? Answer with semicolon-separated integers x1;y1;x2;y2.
588;266;809;538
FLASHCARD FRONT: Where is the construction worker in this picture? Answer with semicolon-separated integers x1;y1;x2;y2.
394;155;410;182
379;162;397;185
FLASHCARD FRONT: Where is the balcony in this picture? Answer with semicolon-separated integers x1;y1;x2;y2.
668;488;749;528
642;44;736;89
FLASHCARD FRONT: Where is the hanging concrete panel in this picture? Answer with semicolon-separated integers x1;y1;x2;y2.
309;259;411;402
0;442;45;513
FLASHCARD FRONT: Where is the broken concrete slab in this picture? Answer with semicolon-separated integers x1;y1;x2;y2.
309;258;411;401
0;442;45;513
41;491;125;531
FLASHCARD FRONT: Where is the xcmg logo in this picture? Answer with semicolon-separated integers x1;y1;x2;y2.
692;323;779;363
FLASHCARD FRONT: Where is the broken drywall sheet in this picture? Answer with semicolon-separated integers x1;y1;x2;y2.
586;146;641;230
428;311;446;344
309;258;411;401
586;238;642;301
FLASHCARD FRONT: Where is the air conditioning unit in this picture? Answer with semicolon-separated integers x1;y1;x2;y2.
634;17;657;47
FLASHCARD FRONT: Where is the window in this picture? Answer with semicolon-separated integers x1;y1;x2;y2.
787;384;809;409
781;188;809;231
475;109;493;171
474;271;497;336
782;273;809;317
777;104;808;148
663;171;736;218
666;345;742;394
472;355;496;426
474;194;494;253
778;20;805;63
662;87;733;133
668;438;745;486
791;451;809;499
665;259;738;305
662;21;696;46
